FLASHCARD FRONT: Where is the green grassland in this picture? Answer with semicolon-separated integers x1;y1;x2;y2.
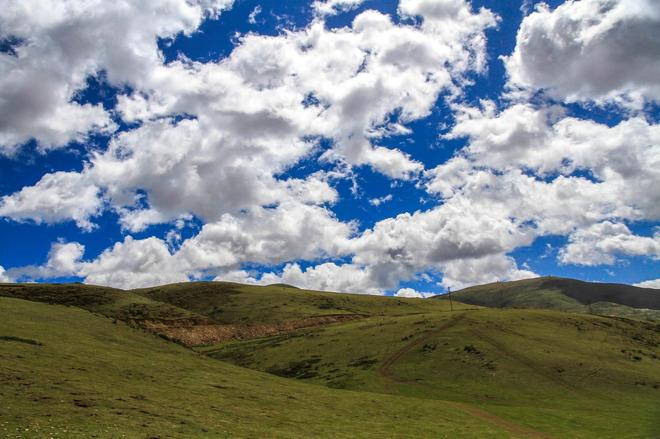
0;296;508;438
1;280;659;438
0;283;203;322
134;281;473;324
437;277;660;321
202;308;660;438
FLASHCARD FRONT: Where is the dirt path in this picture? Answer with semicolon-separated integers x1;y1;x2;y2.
379;313;466;382
451;401;554;439
471;328;578;395
378;313;554;439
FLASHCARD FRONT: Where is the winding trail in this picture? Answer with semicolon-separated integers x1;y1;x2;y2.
379;314;466;382
451;402;554;439
470;328;578;395
378;312;554;439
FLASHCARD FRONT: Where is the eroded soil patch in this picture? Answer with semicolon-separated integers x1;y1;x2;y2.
140;314;365;346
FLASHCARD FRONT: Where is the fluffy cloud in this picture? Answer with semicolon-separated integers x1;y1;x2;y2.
213;269;261;285
215;263;388;295
559;222;660;266
258;262;382;295
0;266;12;283
504;0;660;106
0;171;102;230
89;118;334;230
14;202;354;289
336;100;658;287
634;279;660;289
6;241;85;281
313;0;365;17
2;1;657;293
7;236;188;289
445;103;660;198
79;237;188;289
1;0;497;235
47;242;86;274
348;203;534;289
439;254;536;290
116;2;495;178
0;0;233;154
429;102;660;234
412;101;658;283
176;203;353;271
394;287;433;298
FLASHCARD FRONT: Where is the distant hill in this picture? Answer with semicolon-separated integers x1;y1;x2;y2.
0;282;204;323
267;283;300;289
433;277;660;320
0;281;470;346
133;281;465;325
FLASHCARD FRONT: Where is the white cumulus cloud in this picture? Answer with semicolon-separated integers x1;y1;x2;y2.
634;279;660;289
0;171;102;231
394;287;433;298
0;266;12;283
559;222;660;266
313;0;365;17
504;0;660;107
6;241;85;281
78;236;188;289
1;0;497;234
0;0;234;154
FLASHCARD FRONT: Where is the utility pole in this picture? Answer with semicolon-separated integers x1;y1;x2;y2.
448;286;453;312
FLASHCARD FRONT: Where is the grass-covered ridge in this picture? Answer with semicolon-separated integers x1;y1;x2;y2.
0;283;204;322
133;281;469;324
434;276;660;321
0;281;473;347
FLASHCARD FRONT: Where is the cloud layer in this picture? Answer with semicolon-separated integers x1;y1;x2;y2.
1;0;658;293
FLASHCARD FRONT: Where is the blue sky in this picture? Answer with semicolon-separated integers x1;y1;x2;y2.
0;0;658;294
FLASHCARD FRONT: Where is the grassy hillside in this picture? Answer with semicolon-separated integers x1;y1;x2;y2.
2;281;659;438
1;281;473;347
0;296;507;438
0;283;203;323
435;277;660;321
134;281;471;324
204;307;660;438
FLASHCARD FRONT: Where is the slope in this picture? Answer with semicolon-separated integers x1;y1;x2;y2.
127;281;478;345
434;277;660;321
0;283;204;323
0;282;474;347
134;281;469;324
203;308;660;438
0;296;507;438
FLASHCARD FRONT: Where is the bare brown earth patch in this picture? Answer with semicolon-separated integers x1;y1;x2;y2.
138;314;365;346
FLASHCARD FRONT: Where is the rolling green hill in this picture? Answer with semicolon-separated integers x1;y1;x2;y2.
203;307;660;438
434;277;660;321
129;282;474;345
133;281;468;324
0;281;473;347
0;296;503;438
1;281;659;438
0;283;204;323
